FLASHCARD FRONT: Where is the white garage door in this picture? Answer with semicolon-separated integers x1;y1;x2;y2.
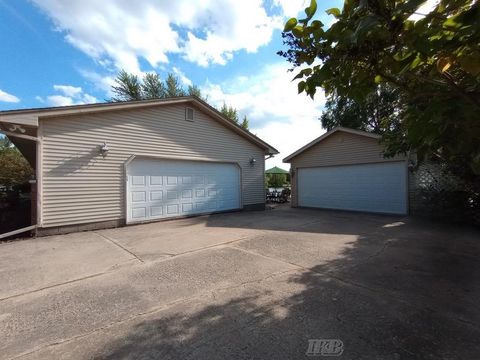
127;158;241;223
298;162;407;214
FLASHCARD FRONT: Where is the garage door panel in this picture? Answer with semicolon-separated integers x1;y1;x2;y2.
131;191;146;202
150;191;163;201
298;162;407;215
131;176;145;186
150;206;163;217
127;159;240;222
132;207;146;219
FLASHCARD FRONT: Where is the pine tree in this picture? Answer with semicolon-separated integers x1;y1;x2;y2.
240;115;249;130
111;70;142;101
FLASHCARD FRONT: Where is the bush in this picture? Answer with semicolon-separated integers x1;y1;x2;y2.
267;174;287;187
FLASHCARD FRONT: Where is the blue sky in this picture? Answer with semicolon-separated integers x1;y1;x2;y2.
0;0;342;167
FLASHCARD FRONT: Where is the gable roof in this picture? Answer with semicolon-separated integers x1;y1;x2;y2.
0;96;279;155
265;166;289;174
283;126;381;162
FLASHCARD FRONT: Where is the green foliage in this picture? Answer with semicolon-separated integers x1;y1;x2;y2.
0;139;34;188
111;70;142;101
267;173;287;187
220;103;239;123
141;73;166;99
111;70;249;130
284;18;297;32
111;71;185;101
321;85;403;134
165;73;186;97
187;84;203;99
240;115;249;130
220;104;250;130
279;0;480;182
0;136;12;150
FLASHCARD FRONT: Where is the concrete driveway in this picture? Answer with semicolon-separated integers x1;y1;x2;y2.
1;206;479;359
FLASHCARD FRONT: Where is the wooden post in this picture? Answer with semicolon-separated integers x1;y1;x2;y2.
29;179;37;236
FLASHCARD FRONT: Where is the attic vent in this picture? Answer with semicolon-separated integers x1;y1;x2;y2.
185;107;194;121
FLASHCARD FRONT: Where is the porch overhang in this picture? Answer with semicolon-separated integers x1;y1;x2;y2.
0;121;38;168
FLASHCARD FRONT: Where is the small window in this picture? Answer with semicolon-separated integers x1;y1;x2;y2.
185;107;194;121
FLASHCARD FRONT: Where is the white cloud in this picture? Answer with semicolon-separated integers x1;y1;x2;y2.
273;0;309;17
201;62;326;166
32;0;284;70
257;118;325;169
78;69;116;97
0;89;20;103
81;93;98;103
172;67;193;87
45;95;74;107
37;85;98;107
182;1;282;67
53;85;82;97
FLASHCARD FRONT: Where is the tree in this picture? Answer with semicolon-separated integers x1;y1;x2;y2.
111;70;142;101
279;0;480;178
240;115;249;130
187;84;203;98
0;139;34;188
320;85;403;134
220;103;239;123
142;73;166;99
0;136;12;150
111;71;184;101
165;73;186;97
110;70;249;130
219;104;250;130
267;173;287;187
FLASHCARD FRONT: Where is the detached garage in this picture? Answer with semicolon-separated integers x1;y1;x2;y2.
284;127;408;215
0;97;278;236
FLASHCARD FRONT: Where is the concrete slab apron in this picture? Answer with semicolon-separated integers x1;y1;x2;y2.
17;270;480;360
97;219;259;262
0;232;137;300
0;246;295;359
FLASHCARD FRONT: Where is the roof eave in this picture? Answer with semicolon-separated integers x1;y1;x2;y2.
0;96;279;155
283;126;381;162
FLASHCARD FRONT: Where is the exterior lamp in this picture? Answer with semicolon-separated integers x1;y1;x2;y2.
249;157;257;166
100;141;109;157
9;124;26;133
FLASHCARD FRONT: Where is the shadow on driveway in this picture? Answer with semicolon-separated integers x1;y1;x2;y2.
97;207;480;359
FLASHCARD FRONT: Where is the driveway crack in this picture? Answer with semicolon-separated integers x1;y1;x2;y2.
94;232;144;263
10;268;300;360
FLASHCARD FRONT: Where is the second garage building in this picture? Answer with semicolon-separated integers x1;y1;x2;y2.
284;127;408;215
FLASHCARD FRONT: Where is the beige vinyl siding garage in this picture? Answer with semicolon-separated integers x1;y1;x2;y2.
286;129;406;207
289;131;405;168
40;103;265;228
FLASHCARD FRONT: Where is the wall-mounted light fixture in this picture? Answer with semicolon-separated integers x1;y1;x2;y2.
407;159;417;171
100;141;109;158
8;124;26;133
249;157;257;166
290;168;296;177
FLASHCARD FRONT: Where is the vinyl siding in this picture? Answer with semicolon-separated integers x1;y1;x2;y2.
40;104;265;227
289;132;405;207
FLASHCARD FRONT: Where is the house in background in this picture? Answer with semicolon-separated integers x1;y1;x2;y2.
284;127;408;215
0;97;278;236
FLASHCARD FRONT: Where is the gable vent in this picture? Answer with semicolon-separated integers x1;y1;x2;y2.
185;107;194;121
